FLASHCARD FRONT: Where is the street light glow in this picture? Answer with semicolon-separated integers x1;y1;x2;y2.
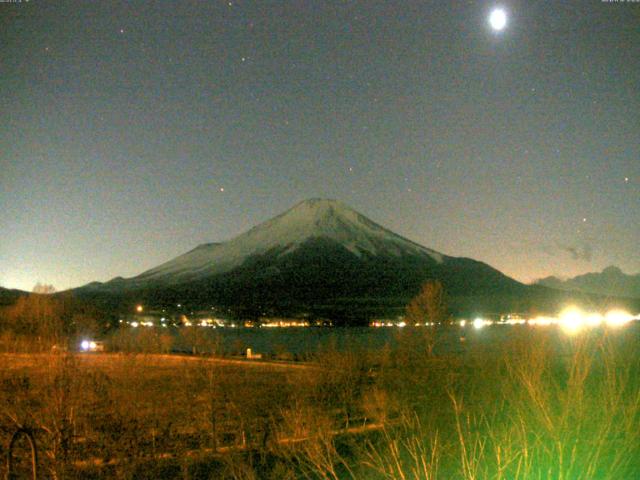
559;306;585;334
605;310;633;327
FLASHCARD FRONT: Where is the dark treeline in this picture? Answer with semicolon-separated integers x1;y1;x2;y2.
0;290;114;351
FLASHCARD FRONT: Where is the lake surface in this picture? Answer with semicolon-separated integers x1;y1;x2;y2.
173;322;640;357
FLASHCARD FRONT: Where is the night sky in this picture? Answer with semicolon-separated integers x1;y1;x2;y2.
1;0;638;292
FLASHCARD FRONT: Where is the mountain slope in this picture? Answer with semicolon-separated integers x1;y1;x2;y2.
76;198;533;319
536;266;640;299
107;198;446;288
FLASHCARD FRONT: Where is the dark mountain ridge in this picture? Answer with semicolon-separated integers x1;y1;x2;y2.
536;266;640;300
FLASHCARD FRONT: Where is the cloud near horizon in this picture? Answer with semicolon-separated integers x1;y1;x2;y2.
560;244;593;262
541;243;594;262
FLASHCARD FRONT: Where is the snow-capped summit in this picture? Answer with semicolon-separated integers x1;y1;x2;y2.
72;200;638;320
131;198;444;286
76;198;532;320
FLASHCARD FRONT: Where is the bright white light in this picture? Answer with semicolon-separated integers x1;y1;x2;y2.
605;309;633;327
528;316;554;326
459;319;467;327
559;307;585;334
397;321;406;328
131;321;139;328
585;313;603;327
489;8;507;31
473;317;489;329
81;340;90;351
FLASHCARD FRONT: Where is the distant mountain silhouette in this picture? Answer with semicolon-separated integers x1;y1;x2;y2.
536;266;640;299
0;286;28;306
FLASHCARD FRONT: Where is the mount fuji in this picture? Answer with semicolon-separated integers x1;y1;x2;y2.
129;198;446;286
76;199;529;320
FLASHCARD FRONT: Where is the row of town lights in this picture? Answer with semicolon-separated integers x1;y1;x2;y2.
370;308;638;332
468;307;637;333
135;304;636;333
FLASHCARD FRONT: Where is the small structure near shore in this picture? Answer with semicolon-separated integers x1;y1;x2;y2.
246;348;262;360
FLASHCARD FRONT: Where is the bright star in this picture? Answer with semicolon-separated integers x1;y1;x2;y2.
489;8;507;32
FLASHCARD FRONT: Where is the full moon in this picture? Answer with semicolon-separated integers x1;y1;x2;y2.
489;8;507;31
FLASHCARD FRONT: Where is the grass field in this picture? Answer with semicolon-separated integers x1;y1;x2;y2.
1;326;639;479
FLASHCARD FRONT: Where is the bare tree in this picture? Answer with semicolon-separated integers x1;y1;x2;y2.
32;283;57;294
405;281;449;326
1;285;67;348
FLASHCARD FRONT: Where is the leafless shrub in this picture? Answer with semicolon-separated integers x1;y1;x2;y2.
0;325;638;479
